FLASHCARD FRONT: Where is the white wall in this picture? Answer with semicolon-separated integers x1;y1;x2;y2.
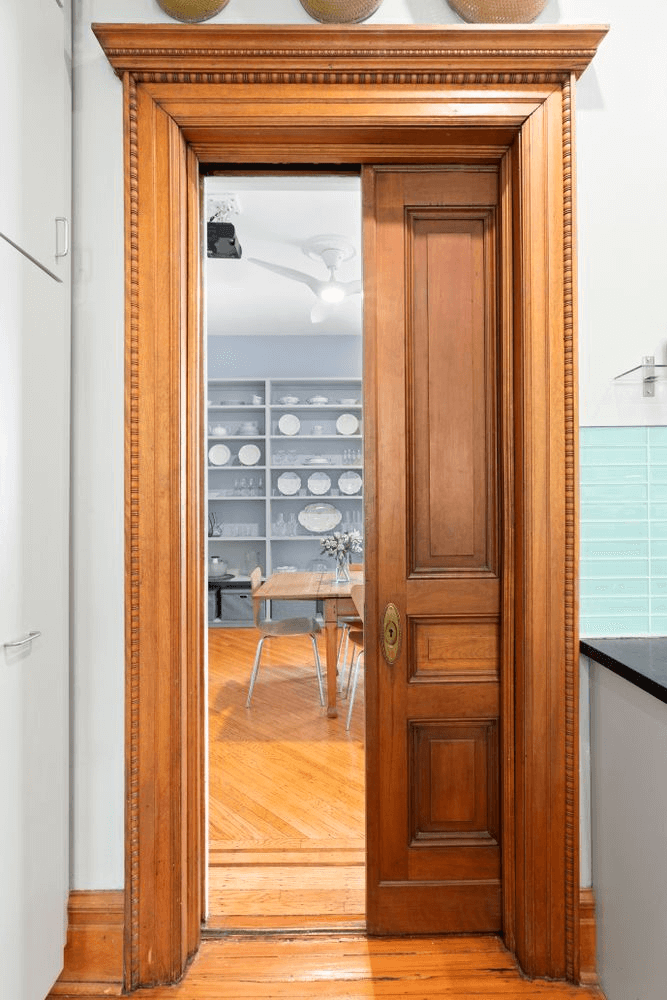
72;0;666;888
575;3;667;426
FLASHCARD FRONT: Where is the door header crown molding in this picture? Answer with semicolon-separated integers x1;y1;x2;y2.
93;23;607;79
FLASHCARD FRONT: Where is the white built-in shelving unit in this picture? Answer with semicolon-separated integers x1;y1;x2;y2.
207;377;363;626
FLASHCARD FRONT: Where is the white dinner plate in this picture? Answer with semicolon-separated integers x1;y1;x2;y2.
208;443;231;466
298;503;342;533
277;472;302;495
238;444;261;466
278;413;301;436
307;471;331;495
338;471;362;495
336;412;359;435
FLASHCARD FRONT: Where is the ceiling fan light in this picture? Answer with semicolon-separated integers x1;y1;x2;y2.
319;283;346;303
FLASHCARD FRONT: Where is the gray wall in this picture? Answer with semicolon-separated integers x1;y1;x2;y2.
590;663;667;1000
208;335;362;379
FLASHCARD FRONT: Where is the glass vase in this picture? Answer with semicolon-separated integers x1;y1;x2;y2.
335;552;351;584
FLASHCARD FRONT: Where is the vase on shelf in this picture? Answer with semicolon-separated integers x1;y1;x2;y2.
335;552;351;584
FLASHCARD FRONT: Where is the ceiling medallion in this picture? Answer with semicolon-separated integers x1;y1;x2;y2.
447;0;547;22
299;0;383;24
155;0;230;23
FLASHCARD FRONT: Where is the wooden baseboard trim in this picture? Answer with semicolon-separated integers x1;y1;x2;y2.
49;890;124;997
579;887;598;986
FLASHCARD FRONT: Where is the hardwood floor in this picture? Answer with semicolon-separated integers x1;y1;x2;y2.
52;632;605;998
67;935;602;998
208;627;365;930
199;634;602;999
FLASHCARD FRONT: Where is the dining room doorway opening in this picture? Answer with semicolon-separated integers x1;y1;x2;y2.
203;170;366;933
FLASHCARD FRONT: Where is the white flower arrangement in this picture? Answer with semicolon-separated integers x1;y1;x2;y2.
320;529;363;565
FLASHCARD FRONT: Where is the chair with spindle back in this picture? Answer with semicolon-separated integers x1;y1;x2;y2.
245;567;325;708
344;582;365;730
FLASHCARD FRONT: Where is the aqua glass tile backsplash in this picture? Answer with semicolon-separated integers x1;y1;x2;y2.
580;427;667;636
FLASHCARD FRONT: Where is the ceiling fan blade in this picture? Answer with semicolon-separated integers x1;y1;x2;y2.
247;258;320;295
341;279;363;298
310;299;338;324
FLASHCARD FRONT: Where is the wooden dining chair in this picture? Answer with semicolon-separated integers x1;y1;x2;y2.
337;563;363;692
345;582;365;730
245;567;325;708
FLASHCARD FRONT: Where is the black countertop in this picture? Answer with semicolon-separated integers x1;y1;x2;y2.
580;638;667;706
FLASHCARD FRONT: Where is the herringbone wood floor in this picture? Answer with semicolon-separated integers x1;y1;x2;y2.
207;628;365;930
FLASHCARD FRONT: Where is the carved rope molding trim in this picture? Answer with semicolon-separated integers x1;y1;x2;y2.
561;72;578;983
124;68;141;992
105;46;599;59
132;71;567;84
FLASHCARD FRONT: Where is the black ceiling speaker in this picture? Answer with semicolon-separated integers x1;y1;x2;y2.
207;221;242;259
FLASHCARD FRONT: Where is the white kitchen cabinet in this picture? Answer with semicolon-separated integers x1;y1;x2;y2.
0;232;70;1000
207;377;363;625
0;0;69;277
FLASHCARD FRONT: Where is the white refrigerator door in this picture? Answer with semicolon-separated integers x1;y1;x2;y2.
0;234;70;999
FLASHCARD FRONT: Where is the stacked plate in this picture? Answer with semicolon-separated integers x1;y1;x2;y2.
308;472;331;495
278;413;301;436
208;444;231;466
238;444;261;466
338;471;362;495
336;413;359;435
277;472;301;495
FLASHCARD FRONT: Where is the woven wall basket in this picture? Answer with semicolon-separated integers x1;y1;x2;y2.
299;0;383;24
156;0;230;23
447;0;547;22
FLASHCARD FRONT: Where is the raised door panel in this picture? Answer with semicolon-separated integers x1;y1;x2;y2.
409;213;497;575
410;719;499;842
366;166;503;935
411;620;500;682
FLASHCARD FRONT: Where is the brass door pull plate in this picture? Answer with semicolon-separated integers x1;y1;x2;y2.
381;603;401;665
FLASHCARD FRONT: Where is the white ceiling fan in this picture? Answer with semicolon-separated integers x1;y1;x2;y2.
248;234;362;324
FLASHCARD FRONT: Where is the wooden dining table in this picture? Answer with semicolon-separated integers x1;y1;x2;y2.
254;570;363;718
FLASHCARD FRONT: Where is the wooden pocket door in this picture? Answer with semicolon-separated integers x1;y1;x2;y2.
365;166;505;934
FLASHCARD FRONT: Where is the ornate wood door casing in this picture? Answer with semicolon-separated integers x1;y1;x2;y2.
93;23;607;991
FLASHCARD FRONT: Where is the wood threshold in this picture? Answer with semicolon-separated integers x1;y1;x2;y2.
52;934;605;999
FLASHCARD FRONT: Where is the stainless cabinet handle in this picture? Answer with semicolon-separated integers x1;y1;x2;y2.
4;631;42;649
55;217;69;259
